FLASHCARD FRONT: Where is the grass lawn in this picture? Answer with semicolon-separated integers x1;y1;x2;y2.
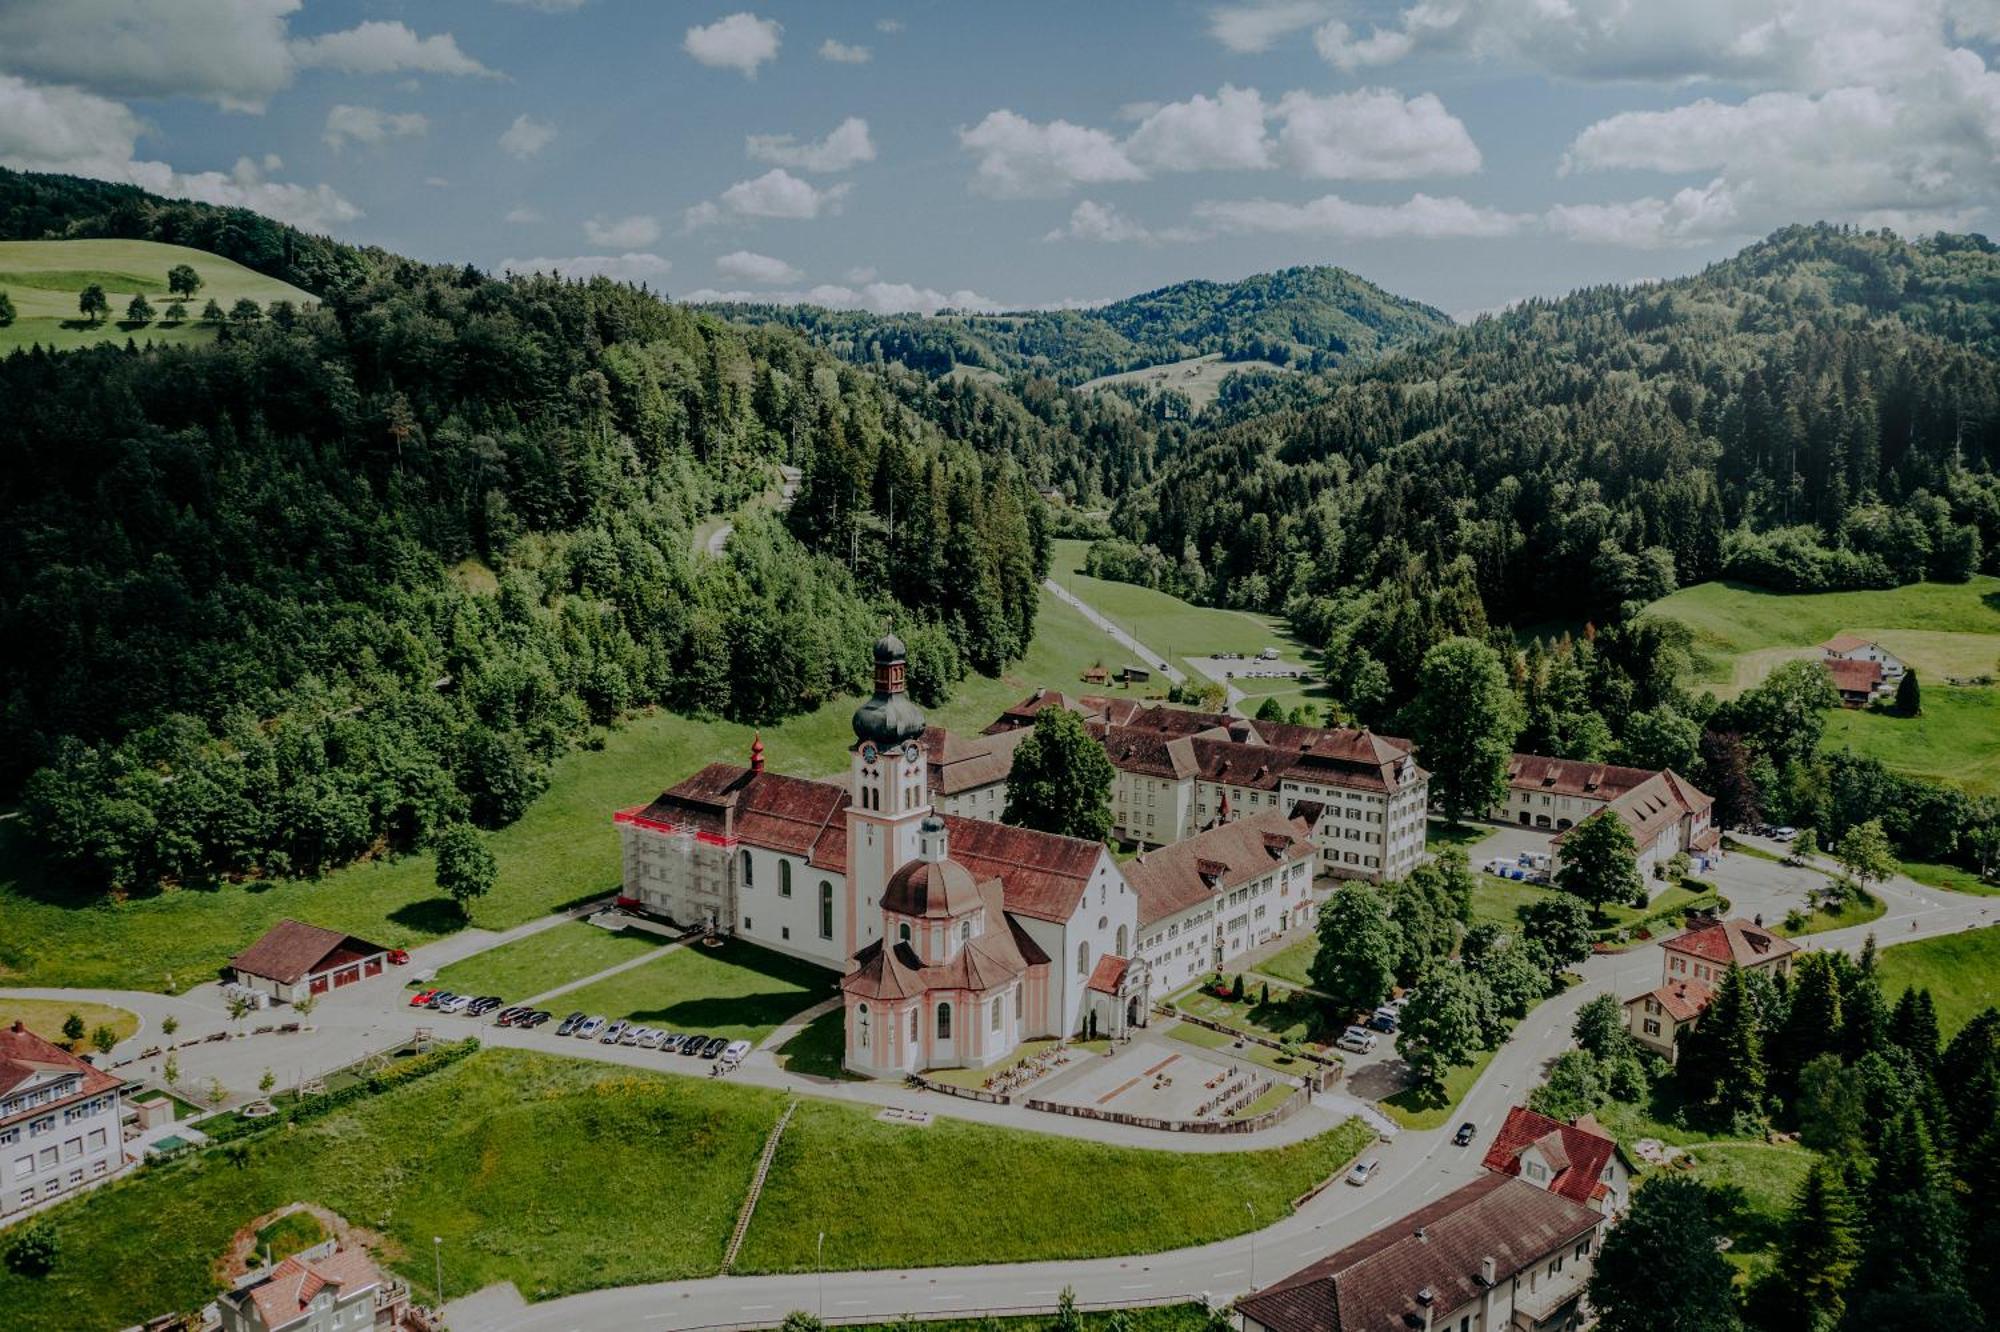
1821;687;2000;795
0;997;140;1046
1647;577;2000;697
1686;1141;1814;1283
1172;980;1337;1045
1900;858;2000;896
1254;934;1318;988
1380;1047;1497;1130
1874;926;2000;1038
252;1211;327;1264
0;586;1112;992
0;239;313;354
1772;891;1886;938
1049;539;1312;684
735;1100;1375;1273
555;937;836;1043
1721;836;1786;865
772;1006;861;1081
1425;818;1491;852
1472;873;1560;929
1167;1020;1318;1077
429;920;670;1001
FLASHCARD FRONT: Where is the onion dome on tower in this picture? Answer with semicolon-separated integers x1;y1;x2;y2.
851;633;926;747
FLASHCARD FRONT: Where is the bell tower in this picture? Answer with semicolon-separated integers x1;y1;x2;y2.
846;634;930;954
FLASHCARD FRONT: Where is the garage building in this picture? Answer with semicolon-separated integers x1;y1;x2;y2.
229;918;392;1003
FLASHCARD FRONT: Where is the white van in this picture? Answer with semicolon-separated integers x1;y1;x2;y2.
1337;1026;1378;1053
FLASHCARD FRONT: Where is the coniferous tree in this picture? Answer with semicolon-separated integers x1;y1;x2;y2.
1751;1158;1858;1332
1590;1176;1743;1332
1887;987;1941;1078
1860;1106;1966;1301
1771;952;1844;1100
1680;963;1766;1126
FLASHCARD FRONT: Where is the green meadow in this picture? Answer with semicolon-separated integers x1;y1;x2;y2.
0;238;313;353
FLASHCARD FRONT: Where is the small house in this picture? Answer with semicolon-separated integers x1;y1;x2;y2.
230;919;393;1004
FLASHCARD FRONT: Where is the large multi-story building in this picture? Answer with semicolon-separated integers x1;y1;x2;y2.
1623;917;1797;1061
1;1020;126;1219
1498;753;1716;887
984;690;1429;883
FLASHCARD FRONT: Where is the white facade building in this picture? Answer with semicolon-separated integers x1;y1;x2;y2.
1;1020;125;1219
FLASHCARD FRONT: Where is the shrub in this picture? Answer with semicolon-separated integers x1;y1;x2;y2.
3;1220;58;1277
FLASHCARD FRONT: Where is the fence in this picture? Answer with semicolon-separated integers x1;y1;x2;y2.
1025;1082;1310;1135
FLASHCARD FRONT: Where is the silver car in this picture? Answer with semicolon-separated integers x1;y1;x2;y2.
575;1015;606;1039
599;1019;628;1044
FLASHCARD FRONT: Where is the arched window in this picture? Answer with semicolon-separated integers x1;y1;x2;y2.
991;997;1003;1032
908;1008;918;1042
779;860;792;898
739;849;753;886
1116;924;1129;957
898;921;912;946
936;1002;952;1040
959;920;972;943
819;881;834;939
857;1004;870;1050
1077;940;1090;977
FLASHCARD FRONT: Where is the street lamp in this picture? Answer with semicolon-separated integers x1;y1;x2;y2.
433;1236;444;1312
817;1230;826;1317
1244;1201;1256;1289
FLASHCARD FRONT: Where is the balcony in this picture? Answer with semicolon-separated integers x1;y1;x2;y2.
1511;1262;1589;1329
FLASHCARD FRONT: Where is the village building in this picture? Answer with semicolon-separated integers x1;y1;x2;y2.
984;690;1428;883
1824;657;1885;708
1623;917;1797;1060
1480;1106;1632;1219
923;725;1029;821
1237;1172;1605;1332
1492;755;1659;831
1125;804;1324;995
228;920;395;1005
1551;769;1716;888
1;1020;126;1218
615;637;1148;1077
1818;633;1906;680
216;1242;410;1332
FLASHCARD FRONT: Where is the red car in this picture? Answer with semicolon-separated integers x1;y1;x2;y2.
409;988;439;1007
388;948;411;965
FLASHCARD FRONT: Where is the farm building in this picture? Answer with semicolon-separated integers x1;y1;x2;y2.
229;919;394;1004
1824;656;1885;707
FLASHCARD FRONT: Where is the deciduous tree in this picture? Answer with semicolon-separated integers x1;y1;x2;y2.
125;293;154;324
1398;963;1483;1094
1837;818;1896;894
167;263;202;301
434;821;497;918
78;283;108;323
1308;883;1398;1017
1522;893;1595;972
1001;706;1115;842
1409;636;1520;824
1554;812;1644;920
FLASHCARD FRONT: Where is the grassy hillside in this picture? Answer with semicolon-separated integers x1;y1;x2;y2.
1079;352;1292;411
1874;926;2000;1038
0;587;1130;992
0;238;312;352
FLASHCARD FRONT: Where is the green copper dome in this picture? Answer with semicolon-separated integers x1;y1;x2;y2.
852;634;925;746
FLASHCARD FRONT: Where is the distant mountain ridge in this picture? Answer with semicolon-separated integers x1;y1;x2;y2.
701;264;1454;385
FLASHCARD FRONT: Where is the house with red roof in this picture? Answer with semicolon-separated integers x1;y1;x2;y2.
1823;656;1886;707
1818;633;1905;702
1551;768;1717;893
1481;1106;1632;1218
230;920;394;1005
1;1020;126;1219
217;1241;409;1332
616;637;1146;1078
1622;917;1796;1060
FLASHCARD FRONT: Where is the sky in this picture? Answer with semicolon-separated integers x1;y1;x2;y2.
0;1;1996;319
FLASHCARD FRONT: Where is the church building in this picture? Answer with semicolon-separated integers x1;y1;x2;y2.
614;635;1144;1078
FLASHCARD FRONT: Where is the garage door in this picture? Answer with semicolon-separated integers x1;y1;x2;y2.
364;957;383;977
309;975;330;995
333;966;360;988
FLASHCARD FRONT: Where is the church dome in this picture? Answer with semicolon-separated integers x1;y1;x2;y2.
882;857;983;920
851;633;925;745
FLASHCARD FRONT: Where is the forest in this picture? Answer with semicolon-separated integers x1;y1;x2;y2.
0;169;1047;896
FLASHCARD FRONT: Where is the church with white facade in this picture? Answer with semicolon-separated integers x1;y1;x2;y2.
615;635;1147;1077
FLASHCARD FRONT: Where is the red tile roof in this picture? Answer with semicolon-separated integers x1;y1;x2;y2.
1628;979;1712;1023
1480;1106;1619;1206
237;1247;381;1331
1085;953;1131;995
924;726;1029;796
841;885;1045;1001
1819;633;1874;654
1236;1175;1602;1332
882;857;988;919
634;764;850;871
230;919;387;986
1505;753;1657;801
1664;917;1796;969
1124;806;1322;927
0;1021;123;1110
1825;658;1884;693
940;814;1108;923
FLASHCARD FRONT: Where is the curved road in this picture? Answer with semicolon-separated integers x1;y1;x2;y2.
451;865;1998;1331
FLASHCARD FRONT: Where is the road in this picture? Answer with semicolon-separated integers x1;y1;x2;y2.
449;862;1998;1331
1043;578;1188;687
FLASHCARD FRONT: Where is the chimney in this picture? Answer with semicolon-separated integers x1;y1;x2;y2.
749;732;765;775
1480;1256;1497;1287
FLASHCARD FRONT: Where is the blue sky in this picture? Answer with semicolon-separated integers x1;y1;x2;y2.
1;1;1995;316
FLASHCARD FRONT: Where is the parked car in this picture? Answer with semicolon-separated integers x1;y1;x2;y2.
575;1015;606;1039
522;1010;553;1029
680;1032;710;1055
618;1025;646;1046
1346;1158;1379;1186
1771;826;1797;840
1367;1007;1398;1033
556;1012;585;1037
701;1036;728;1059
388;948;411;965
494;1006;528;1025
636;1028;665;1049
599;1019;628;1044
1336;1026;1378;1053
436;994;471;1015
1453;1122;1478;1147
409;989;439;1008
721;1040;751;1065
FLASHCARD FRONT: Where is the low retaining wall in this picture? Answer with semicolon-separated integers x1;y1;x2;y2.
910;1076;1010;1105
1025;1082;1309;1135
1165;1008;1343;1085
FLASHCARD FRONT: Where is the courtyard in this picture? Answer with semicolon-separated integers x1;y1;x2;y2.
1029;1031;1302;1123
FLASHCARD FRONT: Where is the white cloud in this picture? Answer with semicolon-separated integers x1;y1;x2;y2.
959;109;1144;198
684;280;1000;316
497;0;588;9
686;168;851;228
875;18;903;33
322;104;428;151
716;249;805;284
1193;191;1529;239
684;12;782;77
424;176;450;188
501;253;672;282
499;113;557;159
1207;0;1334;53
1273;89;1481;178
0;0;298;111
0;73;358;231
291;21;495;78
819;38;871;63
745;116;876;173
1124;85;1273;172
583;213;661;247
504;206;542;224
1545;184;1741;248
845;265;878;283
1044;199;1157;243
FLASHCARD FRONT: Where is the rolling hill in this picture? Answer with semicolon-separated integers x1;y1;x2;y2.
0;237;314;352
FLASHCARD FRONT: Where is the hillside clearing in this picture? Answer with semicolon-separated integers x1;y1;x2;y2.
1873;925;2000;1038
0;238;313;354
1078;353;1292;411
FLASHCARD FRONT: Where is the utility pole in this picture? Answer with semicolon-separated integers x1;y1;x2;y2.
1244;1201;1256;1289
817;1230;826;1317
433;1236;444;1312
